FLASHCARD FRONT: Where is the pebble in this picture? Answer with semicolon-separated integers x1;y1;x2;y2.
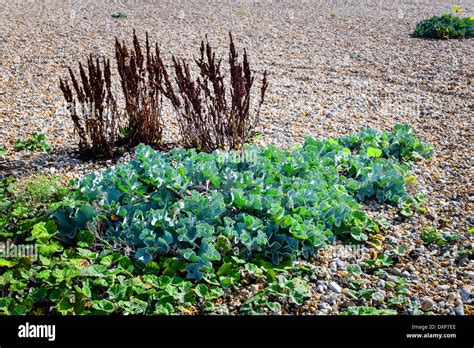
447;293;457;304
421;298;434;312
401;271;411;278
454;306;464;316
460;288;471;302
336;260;346;270
437;285;450;291
392;268;402;276
318;302;330;310
249;284;259;293
328;282;342;294
328;295;338;305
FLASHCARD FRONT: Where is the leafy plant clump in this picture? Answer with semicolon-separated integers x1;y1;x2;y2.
0;174;313;315
241;275;311;314
413;6;473;39
0;175;65;235
14;133;52;152
421;226;459;247
52;125;432;280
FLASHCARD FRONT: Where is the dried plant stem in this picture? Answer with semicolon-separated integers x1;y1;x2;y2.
59;55;119;160
167;32;268;152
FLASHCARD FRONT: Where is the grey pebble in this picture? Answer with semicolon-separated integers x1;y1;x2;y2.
401;271;411;278
460;288;471;302
328;281;342;294
336;260;346;270
421;298;434;311
392;268;402;276
454;306;464;316
318;302;330;310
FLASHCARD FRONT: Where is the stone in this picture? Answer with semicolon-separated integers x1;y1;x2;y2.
328;281;342;294
401;271;411;278
336;260;346;270
437;284;450;291
454;306;464;316
392;268;402;276
447;293;457;303
460;288;471;302
318;302;330;310
421;298;434;311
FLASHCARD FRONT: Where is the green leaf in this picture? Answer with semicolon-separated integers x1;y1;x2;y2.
56;297;75;315
366;147;382;158
12;304;28;315
0;258;18;268
91;300;115;314
346;264;362;275
267;302;281;313
107;284;130;301
194;284;209;299
77;229;95;247
202;301;215;312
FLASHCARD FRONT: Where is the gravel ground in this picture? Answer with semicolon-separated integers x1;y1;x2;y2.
0;0;472;315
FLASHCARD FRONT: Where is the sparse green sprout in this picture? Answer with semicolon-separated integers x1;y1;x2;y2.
340;306;397;315
346;264;362;275
391;246;406;257
24;175;63;202
0;145;7;157
14;132;52;152
111;12;127;19
421;227;460;247
364;253;394;268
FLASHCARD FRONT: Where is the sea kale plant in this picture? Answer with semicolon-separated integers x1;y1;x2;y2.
413;5;474;39
163;33;268;152
53;125;432;280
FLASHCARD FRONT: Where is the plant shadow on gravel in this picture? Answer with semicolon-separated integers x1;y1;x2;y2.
0;148;83;179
